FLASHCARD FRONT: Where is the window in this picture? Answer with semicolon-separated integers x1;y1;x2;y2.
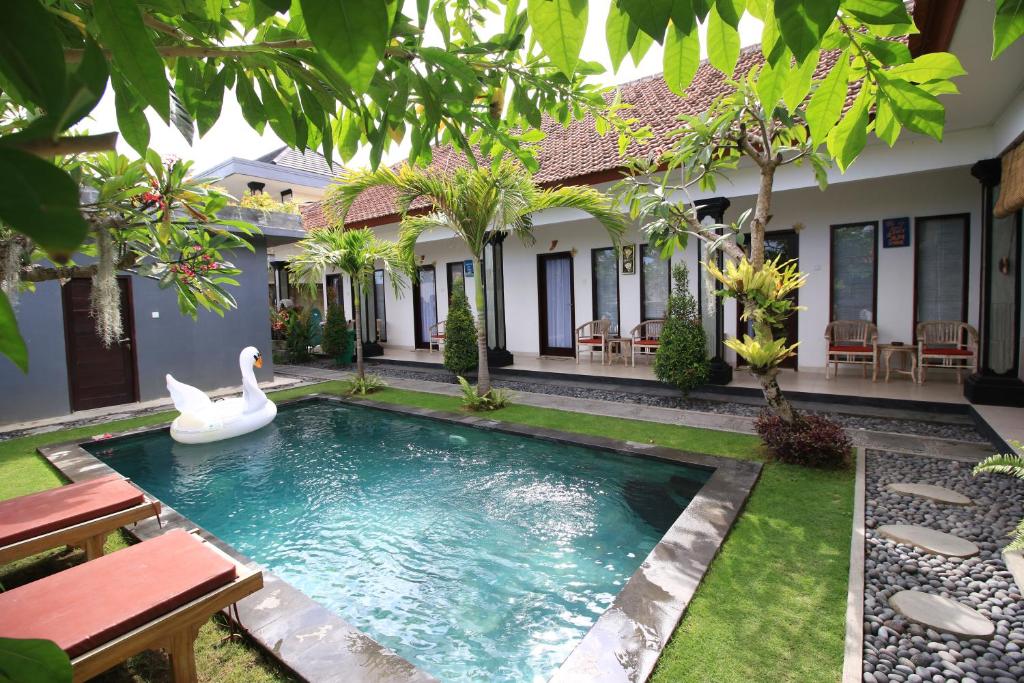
915;214;969;327
640;244;670;320
591;248;619;333
447;261;466;303
830;223;878;322
374;269;387;341
280;189;293;203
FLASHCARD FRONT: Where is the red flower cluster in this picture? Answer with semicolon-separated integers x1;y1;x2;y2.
170;252;219;283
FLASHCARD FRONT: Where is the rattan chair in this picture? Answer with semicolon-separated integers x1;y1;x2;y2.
630;319;665;366
428;320;446;352
916;321;978;384
576;318;610;364
824;320;878;379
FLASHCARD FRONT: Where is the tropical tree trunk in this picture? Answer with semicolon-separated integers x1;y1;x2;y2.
353;282;365;380
472;254;491;396
748;162;798;423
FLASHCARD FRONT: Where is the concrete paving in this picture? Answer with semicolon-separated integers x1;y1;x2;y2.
889;591;995;640
877;524;980;558
885;483;973;505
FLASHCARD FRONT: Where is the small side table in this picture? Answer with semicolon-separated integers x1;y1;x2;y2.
605;337;633;366
879;344;917;383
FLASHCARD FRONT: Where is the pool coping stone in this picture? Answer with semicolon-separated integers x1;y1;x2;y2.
37;393;761;683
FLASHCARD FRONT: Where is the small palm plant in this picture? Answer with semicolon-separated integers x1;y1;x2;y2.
325;161;626;399
289;227;413;390
973;440;1024;550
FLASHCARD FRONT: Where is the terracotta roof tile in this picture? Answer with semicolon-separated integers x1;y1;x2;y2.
302;45;846;231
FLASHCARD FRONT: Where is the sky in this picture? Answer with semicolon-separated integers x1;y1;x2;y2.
86;2;763;174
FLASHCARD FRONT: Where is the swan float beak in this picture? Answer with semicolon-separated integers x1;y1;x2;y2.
254;354;263;369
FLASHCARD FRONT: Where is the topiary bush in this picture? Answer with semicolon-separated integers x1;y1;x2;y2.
654;263;710;394
321;304;352;366
285;309;313;363
443;288;478;375
754;412;852;468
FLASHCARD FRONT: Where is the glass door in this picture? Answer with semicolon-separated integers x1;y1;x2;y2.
538;253;575;356
413;266;438;349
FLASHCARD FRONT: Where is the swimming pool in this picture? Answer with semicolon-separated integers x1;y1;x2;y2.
85;400;713;682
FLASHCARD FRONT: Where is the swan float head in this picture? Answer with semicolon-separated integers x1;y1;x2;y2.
241;346;263;369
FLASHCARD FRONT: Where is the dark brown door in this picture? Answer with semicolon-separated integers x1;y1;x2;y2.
538;252;576;357
735;231;800;370
63;277;138;411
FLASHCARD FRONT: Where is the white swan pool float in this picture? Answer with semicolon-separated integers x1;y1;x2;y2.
166;346;277;444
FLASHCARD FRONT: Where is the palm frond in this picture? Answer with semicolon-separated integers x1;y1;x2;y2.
398;212;459;262
323;167;403;225
973;453;1024;479
532;185;627;245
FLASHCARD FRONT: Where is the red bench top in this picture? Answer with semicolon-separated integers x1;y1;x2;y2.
0;474;146;546
0;529;237;657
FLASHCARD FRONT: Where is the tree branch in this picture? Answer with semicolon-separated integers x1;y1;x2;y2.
20;252;137;283
65;40;414;63
11;132;118;157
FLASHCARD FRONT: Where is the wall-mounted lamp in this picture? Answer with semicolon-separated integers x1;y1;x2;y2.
549;239;558;251
792;222;805;233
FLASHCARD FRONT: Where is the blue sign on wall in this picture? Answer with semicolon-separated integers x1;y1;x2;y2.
882;217;911;248
463;259;474;276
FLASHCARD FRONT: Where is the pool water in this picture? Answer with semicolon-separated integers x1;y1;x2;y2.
87;400;711;682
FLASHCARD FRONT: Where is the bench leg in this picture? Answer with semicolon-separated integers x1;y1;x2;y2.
83;533;108;561
167;623;202;683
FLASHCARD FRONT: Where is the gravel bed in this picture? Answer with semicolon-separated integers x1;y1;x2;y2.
863;450;1024;683
326;361;988;443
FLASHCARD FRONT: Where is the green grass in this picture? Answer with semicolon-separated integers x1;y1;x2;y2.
0;381;853;682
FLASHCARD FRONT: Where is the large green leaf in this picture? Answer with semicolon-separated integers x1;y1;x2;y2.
0;148;88;256
0;292;28;373
618;0;673;44
843;0;911;25
0;0;66;113
706;3;740;74
606;0;632;71
994;0;1024;58
195;66;228;137
257;72;297;145
755;60;785;111
877;75;945;140
663;19;700;95
888;52;966;83
805;53;849;146
783;48;818;110
93;0;170;121
299;0;390;93
773;0;838;63
628;20;655;65
113;76;150;157
528;0;588;75
234;74;266;134
826;88;869;171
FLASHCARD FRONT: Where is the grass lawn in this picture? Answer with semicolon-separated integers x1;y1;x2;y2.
1;380;853;682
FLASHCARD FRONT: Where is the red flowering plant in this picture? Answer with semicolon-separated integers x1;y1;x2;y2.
5;151;256;346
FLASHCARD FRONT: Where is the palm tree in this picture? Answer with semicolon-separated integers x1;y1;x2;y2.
326;161;626;396
288;227;412;380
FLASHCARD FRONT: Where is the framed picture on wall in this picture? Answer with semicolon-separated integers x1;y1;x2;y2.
882;217;911;248
621;243;636;275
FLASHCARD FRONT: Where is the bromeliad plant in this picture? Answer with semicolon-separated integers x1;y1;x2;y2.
973;440;1024;551
0;151;254;361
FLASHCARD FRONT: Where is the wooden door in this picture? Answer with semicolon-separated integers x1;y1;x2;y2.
63;277;138;411
735;231;800;369
538;252;576;357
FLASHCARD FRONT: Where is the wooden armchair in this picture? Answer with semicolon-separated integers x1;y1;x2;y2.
429;320;446;352
917;321;978;384
824;320;878;379
630;319;665;366
576;318;611;364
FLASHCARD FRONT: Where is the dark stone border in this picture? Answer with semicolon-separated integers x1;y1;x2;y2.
37;394;761;683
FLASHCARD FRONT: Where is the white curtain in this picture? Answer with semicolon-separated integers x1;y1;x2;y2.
418;268;437;342
916;216;966;323
546;257;572;348
593;248;619;333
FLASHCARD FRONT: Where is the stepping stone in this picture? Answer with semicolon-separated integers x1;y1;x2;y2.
878;524;979;558
885;483;972;506
889;590;995;640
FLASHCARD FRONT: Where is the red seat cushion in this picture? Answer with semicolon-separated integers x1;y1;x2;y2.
829;345;873;353
0;475;145;546
923;347;973;356
635;339;660;346
577;337;603;345
0;529;236;657
431;334;445;340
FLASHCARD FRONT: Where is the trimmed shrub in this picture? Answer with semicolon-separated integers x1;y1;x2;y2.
754;412;852;468
285;309;313;363
321;304;352;366
654;263;709;393
443;288;478;375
